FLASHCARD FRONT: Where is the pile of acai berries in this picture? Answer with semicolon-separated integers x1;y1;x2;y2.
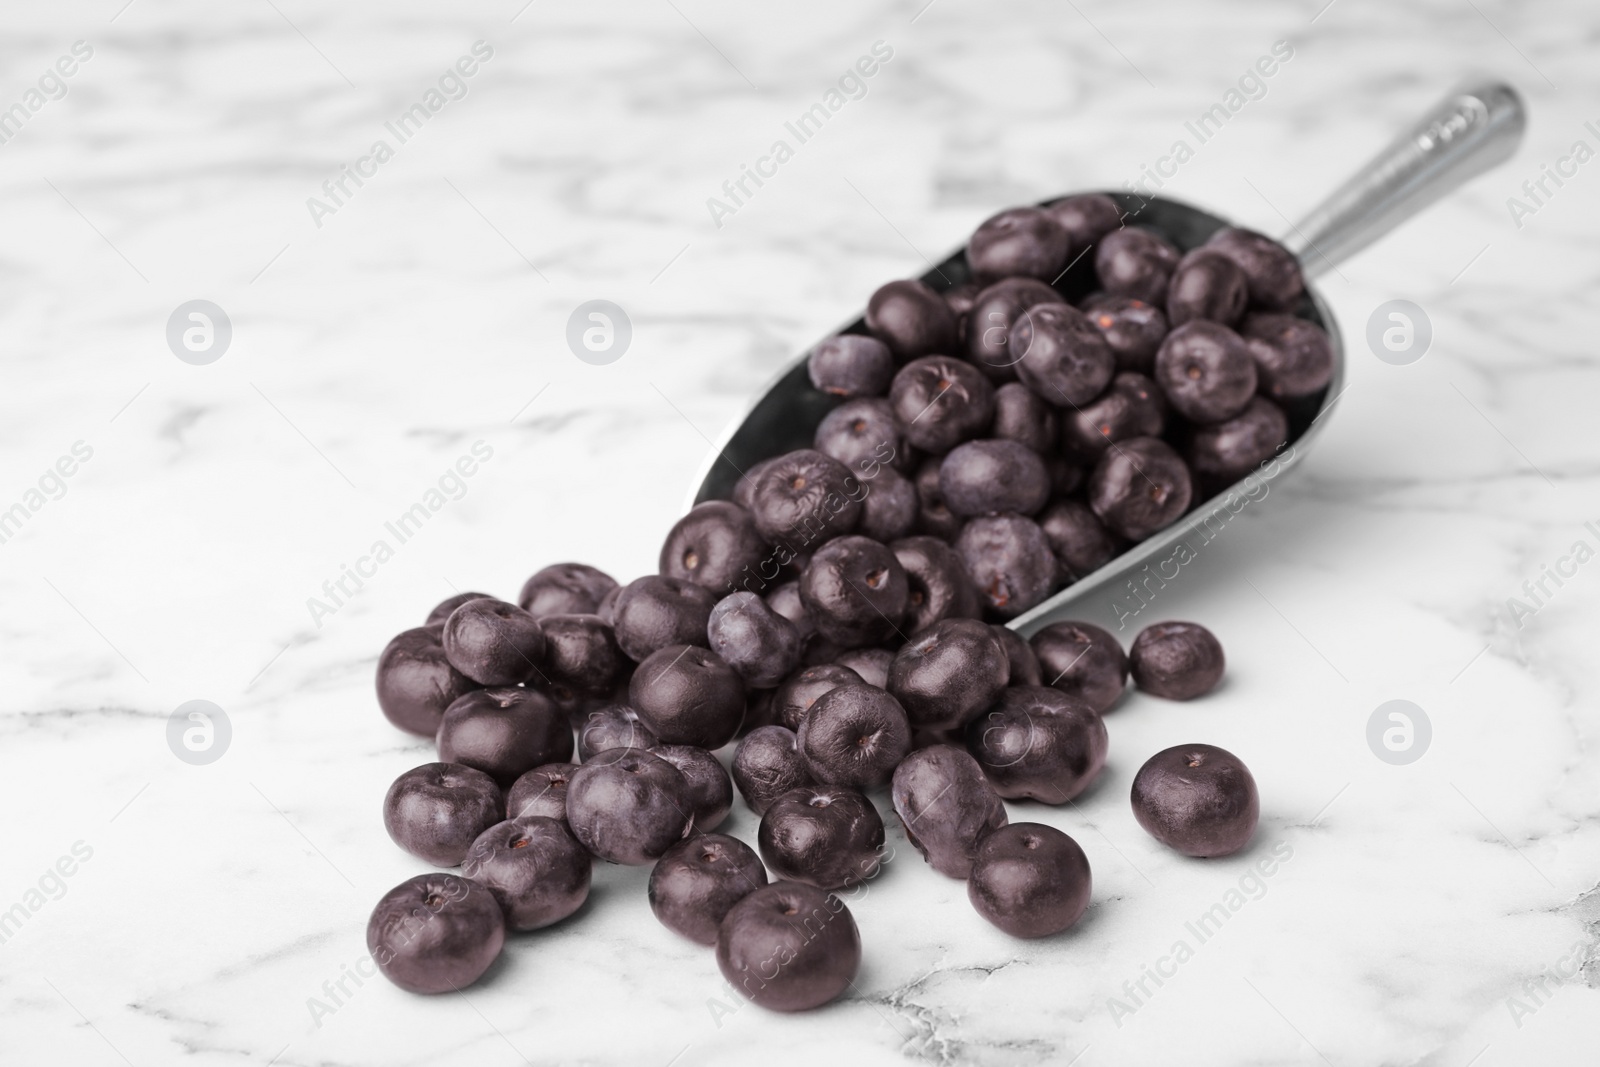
369;194;1322;1011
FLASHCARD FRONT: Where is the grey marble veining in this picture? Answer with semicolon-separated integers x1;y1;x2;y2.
2;0;1598;1064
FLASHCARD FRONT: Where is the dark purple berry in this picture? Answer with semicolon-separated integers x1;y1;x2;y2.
1081;294;1169;374
629;645;745;749
1095;228;1181;305
797;683;912;789
660;501;769;593
436;688;573;788
990;380;1058;453
367;874;504;993
426;592;494;626
1030;621;1128;713
736;449;864;544
1167;248;1249;327
716;882;860;1011
772;664;863;732
506;762;578;823
1043;194;1123;254
758;786;884;889
1239;312;1334;400
1087;435;1192;541
808;335;895;398
912;457;964;540
1130;621;1225;700
1204;227;1304;310
650;833;768;945
967;206;1072;283
966;687;1107;803
813;398;904;474
1154;321;1257;424
888;618;1010;732
1131;744;1258;857
991;624;1042;687
536;613;628;697
518;563;618;619
1038;498;1121;583
857;465;919;542
611;575;717;662
577;703;658;759
890;356;997;454
799;536;908;648
383;763;504;867
441;599;545;687
833;647;893;689
968;823;1091;937
566;748;694;864
1012;304;1116;407
1060;371;1165;462
939;439;1050;518
966;279;1066;383
955;514;1056;619
708;592;802;689
891;744;1008;878
892;535;980;633
461;815;591;931
733;725;815;815
1188;396;1288;488
650;744;735;831
866;279;958;361
377;626;480;738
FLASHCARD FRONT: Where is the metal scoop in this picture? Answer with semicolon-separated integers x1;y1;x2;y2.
687;80;1525;638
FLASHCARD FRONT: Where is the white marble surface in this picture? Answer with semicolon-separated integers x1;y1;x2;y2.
3;0;1599;1063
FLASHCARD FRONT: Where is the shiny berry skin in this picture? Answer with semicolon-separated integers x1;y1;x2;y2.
1081;294;1169;374
1131;744;1259;857
565;748;694;865
1187;396;1288;490
376;626;480;738
866;278;958;361
1043;193;1123;254
576;703;658;759
1129;621;1225;700
610;576;718;663
716;881;861;1011
649;833;768;945
1030;621;1128;713
1037;499;1121;583
660;501;769;592
1154;321;1257;424
518;563;618;619
1239;312;1334;400
892;535;981;633
426;592;494;626
965;686;1108;803
367;873;504;993
967;206;1073;283
968;823;1092;938
461;815;591;931
629;645;746;749
758;786;885;890
436;687;574;788
796;683;912;790
736;449;864;544
383;762;504;867
966;279;1065;382
1087;435;1192;542
506;762;578;823
732;725;815;816
891;744;1008;879
888;617;1010;732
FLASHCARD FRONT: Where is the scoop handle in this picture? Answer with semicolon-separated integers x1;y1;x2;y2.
1282;79;1525;277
